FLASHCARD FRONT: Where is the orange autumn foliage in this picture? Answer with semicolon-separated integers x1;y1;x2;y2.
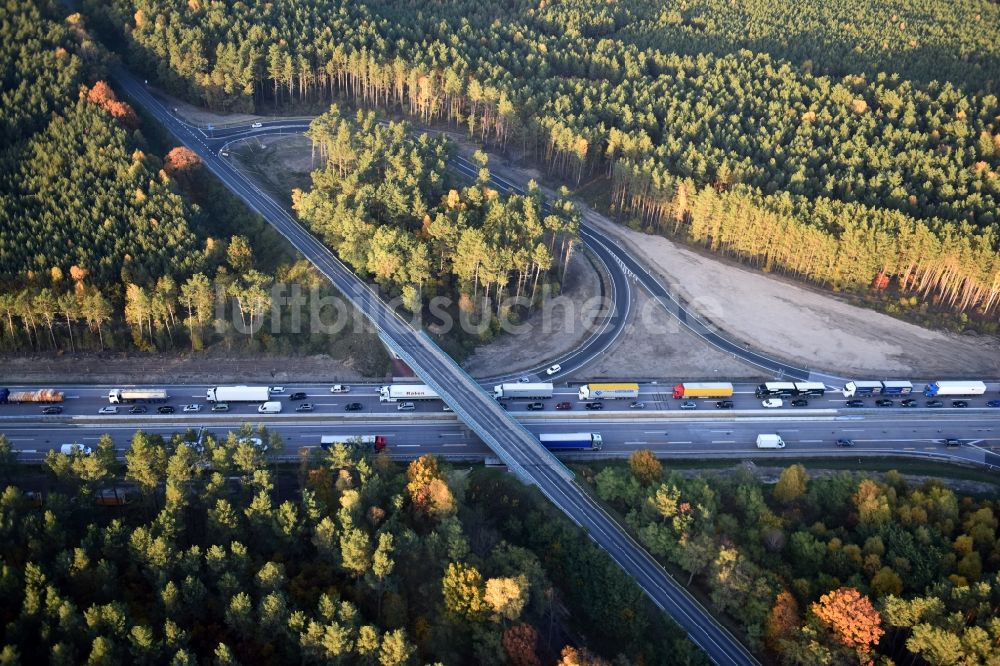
811;587;884;654
164;147;202;176
86;81;138;130
502;624;541;666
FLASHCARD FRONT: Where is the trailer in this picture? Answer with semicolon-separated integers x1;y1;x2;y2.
672;382;734;399
320;435;387;453
493;382;554;400
880;381;914;396
578;383;639;400
206;385;271;402
108;388;169;404
842;381;884;398
793;382;826;397
0;388;64;404
923;381;987;397
538;433;603;451
378;384;439;402
755;382;796;398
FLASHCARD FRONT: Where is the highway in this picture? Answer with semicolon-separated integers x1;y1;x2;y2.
4;380;998;418
110;69;760;665
5;411;999;466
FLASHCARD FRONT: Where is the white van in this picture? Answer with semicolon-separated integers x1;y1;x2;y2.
60;443;92;456
257;401;282;414
756;434;786;449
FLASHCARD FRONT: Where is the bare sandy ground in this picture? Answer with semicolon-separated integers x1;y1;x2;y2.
462;250;605;377
0;353;383;385
583;213;1000;377
578;288;761;381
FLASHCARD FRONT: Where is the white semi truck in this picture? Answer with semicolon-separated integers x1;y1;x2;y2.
206;386;271;402
922;381;987;397
493;382;554;400
108;388;169;404
379;384;439;402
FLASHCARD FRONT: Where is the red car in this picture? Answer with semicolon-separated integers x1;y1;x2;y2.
555;401;572;410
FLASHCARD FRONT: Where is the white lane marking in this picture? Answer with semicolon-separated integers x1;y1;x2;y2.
440;433;463;437
667;440;692;444
396;444;421;448
712;440;735;444
841;428;865;432
624;441;647;445
441;443;467;447
18;449;37;453
800;439;823;443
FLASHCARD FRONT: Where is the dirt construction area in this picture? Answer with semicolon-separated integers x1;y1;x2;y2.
583;213;1000;377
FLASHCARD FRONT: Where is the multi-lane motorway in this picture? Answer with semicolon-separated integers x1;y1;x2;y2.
5;381;1000;471
108;68;761;665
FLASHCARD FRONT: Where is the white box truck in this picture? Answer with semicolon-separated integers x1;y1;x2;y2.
755;434;786;449
493;382;554;400
206;386;271;402
257;401;282;413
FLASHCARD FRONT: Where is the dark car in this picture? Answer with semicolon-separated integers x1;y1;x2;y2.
835;438;855;447
944;438;961;448
952;400;969;408
555;401;571;410
987;400;1000;408
157;405;175;414
345;402;363;412
900;398;918;407
41;405;63;414
289;392;307;401
629;401;645;409
129;405;147;414
585;402;604;410
875;399;894;407
845;399;865;407
791;398;809;407
526;402;544;411
295;403;314;412
926;400;944;408
715;400;734;409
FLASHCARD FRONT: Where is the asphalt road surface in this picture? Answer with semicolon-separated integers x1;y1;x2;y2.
111;69;759;665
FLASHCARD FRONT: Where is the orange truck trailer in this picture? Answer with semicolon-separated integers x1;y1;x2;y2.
672;383;734;399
